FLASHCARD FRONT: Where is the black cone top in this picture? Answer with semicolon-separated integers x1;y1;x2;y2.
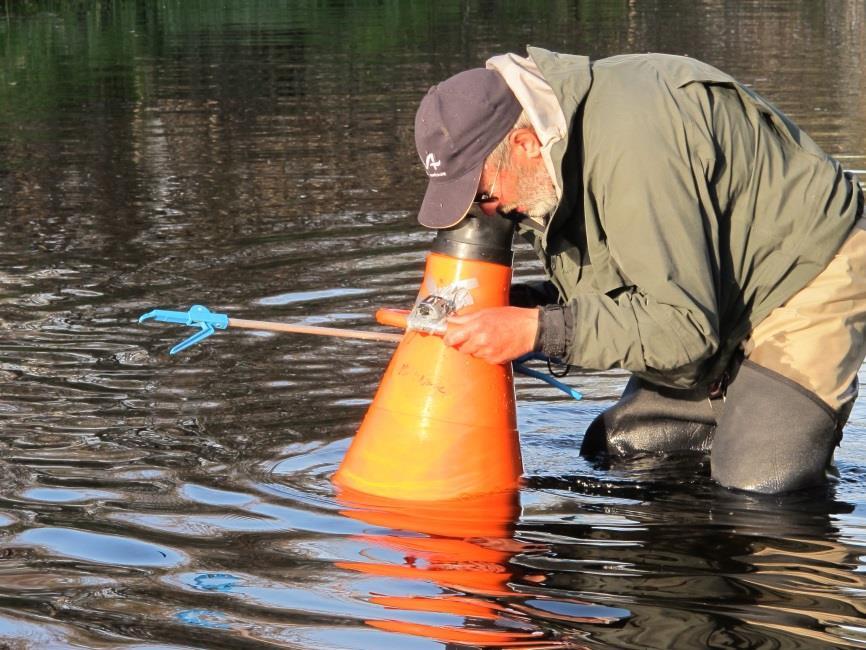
430;208;515;266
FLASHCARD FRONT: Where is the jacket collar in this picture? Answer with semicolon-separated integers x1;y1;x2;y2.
524;47;592;249
485;51;568;207
484;47;593;247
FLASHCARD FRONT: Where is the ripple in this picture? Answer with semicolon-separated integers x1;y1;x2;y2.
15;527;187;567
21;487;118;503
257;287;371;306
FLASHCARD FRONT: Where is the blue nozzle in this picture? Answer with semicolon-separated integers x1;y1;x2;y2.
138;305;230;354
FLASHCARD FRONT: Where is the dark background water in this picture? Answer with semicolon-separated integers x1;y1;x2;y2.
1;1;865;648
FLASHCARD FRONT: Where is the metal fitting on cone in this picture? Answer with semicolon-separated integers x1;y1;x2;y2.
333;212;521;501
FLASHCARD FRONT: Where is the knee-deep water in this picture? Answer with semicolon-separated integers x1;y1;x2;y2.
1;2;865;648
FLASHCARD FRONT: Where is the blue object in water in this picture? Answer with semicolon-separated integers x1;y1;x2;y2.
175;609;231;630
139;304;230;355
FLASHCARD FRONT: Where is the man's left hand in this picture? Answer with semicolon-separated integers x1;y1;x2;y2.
443;306;539;365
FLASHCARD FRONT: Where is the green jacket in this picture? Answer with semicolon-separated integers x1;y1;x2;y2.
523;47;864;389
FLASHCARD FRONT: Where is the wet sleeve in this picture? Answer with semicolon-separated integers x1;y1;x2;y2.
563;94;721;386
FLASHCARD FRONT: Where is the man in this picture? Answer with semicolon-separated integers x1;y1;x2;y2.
413;48;866;494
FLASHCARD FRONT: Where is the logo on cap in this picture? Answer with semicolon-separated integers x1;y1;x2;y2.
424;153;445;177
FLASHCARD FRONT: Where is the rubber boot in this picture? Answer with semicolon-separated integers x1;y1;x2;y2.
580;375;718;458
711;360;842;494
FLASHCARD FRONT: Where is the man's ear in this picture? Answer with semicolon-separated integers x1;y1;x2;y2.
508;128;543;160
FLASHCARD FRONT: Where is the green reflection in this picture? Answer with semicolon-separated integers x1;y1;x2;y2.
0;0;629;121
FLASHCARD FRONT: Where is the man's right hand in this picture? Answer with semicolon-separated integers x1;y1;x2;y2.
443;306;539;365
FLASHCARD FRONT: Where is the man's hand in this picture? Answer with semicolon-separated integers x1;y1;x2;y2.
443;306;539;365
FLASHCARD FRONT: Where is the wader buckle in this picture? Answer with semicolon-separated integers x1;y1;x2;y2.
708;371;730;400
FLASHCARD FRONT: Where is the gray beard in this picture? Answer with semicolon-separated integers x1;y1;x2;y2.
519;187;558;220
500;161;558;221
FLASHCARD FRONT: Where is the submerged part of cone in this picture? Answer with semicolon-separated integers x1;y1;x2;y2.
334;213;522;501
336;487;521;595
334;488;563;647
336;484;520;539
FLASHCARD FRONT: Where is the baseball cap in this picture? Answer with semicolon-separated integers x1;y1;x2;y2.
414;68;522;228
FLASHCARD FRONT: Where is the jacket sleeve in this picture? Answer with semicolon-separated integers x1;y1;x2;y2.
553;81;722;386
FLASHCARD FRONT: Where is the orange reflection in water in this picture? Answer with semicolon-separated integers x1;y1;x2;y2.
336;486;593;649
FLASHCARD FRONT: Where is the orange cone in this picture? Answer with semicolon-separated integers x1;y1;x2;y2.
333;213;522;501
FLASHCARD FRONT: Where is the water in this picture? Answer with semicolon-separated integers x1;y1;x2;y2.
1;1;865;648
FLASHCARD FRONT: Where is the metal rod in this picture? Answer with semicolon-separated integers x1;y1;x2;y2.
228;318;403;343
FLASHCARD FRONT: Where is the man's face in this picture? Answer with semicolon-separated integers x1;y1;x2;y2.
476;132;557;220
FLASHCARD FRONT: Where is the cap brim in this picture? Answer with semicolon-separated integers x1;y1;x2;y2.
417;164;484;229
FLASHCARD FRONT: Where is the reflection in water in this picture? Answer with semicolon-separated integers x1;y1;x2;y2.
518;479;866;648
0;1;864;648
701;491;866;649
336;487;625;648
